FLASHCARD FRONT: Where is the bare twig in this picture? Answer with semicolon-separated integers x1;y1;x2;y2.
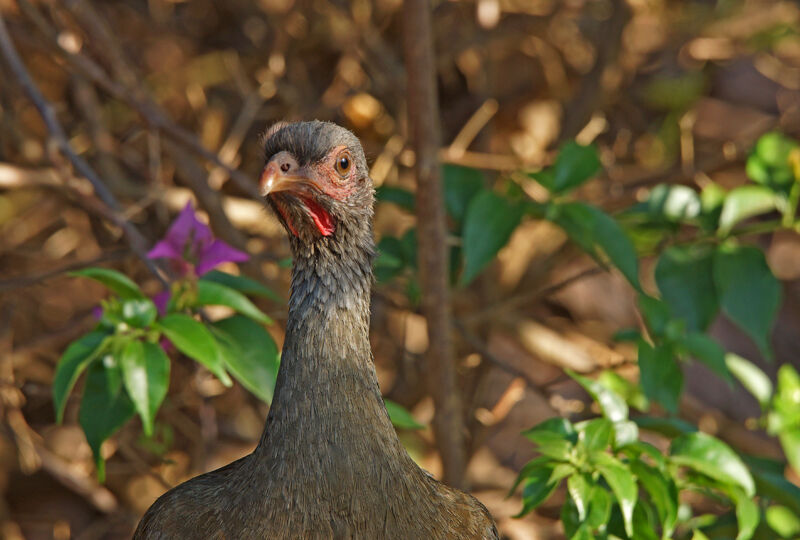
0;250;129;292
0;13;165;285
403;0;466;488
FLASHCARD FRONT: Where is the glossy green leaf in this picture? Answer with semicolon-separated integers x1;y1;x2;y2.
201;270;282;302
714;244;781;360
725;353;772;409
730;487;759;540
747;132;799;189
71;267;145;299
593;453;637;537
509;456;551;496
211;315;279;404
383;399;424;430
523;417;577;440
670;432;755;496
79;361;135;482
547;141;602;194
120;340;169;436
585;486;612;532
647;184;702;222
718;185;778;235
638;341;682;415
460;190;523;285
554;202;641;289
157;314;231;386
579;418;614;452
612;420;639;449
120;298;158;328
195;280;272;324
53;330;110;423
376;185;415;212
597;371;649;411
443;164;484;223
680;332;732;383
568;473;593;520
568;370;628;422
655;245;718;331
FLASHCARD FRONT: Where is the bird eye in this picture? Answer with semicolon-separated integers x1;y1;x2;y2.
335;152;351;176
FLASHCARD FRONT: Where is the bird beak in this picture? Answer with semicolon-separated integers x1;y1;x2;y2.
259;161;313;197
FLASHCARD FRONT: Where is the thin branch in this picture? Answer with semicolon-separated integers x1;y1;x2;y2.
0;13;165;285
0;250;129;293
403;0;466;488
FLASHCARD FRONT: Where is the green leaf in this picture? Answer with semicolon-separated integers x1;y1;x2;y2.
579;418;614;452
714;244;781;360
725;353;773;408
515;465;560;517
79;361;135;482
593;453;638;537
655;245;719;331
718;185;779;235
670;432;755;496
120;298;158;328
195;280;272;324
383;399;424;430
611;420;639;449
157;314;231;386
630;460;679;537
746;456;800;516
547;141;602;194
568;370;628;422
730;487;759;540
747;132;799;189
554;202;641;289
766;505;800;538
211;315;279;404
637;294;672;338
200;270;282;303
638;342;683;415
647;184;702;222
70;267;145;299
523;417;577;440
597;371;649;411
376;185;415;212
568;473;593;520
120;340;169;436
53;330;110;423
460;190;523;285
680;332;732;383
586;486;612;532
779;428;800;476
443;164;484;223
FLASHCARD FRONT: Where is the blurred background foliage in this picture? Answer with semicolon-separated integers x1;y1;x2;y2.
1;0;800;538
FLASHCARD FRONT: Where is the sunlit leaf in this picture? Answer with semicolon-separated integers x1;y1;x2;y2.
157;314;231;386
579;418;614;452
725;353;772;408
568;473;592;520
120;298;158;328
71;267;145;299
593;453;637;537
647;184;702;222
211;315;279;404
766;505;800;538
569;370;628;422
195;280;272;324
120;340;170;436
597;371;649;412
670;432;755;496
718;185;778;235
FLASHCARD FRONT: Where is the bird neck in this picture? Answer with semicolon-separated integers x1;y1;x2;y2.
255;221;402;462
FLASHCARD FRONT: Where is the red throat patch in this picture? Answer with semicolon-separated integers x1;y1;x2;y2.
301;197;336;236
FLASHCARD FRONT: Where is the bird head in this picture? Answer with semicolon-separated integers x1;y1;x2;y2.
260;121;373;243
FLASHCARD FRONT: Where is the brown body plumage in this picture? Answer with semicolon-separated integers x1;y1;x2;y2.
134;122;497;539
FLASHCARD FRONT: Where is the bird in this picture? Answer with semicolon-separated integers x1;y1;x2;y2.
134;121;498;539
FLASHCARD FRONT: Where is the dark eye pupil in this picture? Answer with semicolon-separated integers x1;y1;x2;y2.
339;157;349;170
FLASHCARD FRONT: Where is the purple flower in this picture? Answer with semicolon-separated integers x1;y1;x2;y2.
147;202;249;276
